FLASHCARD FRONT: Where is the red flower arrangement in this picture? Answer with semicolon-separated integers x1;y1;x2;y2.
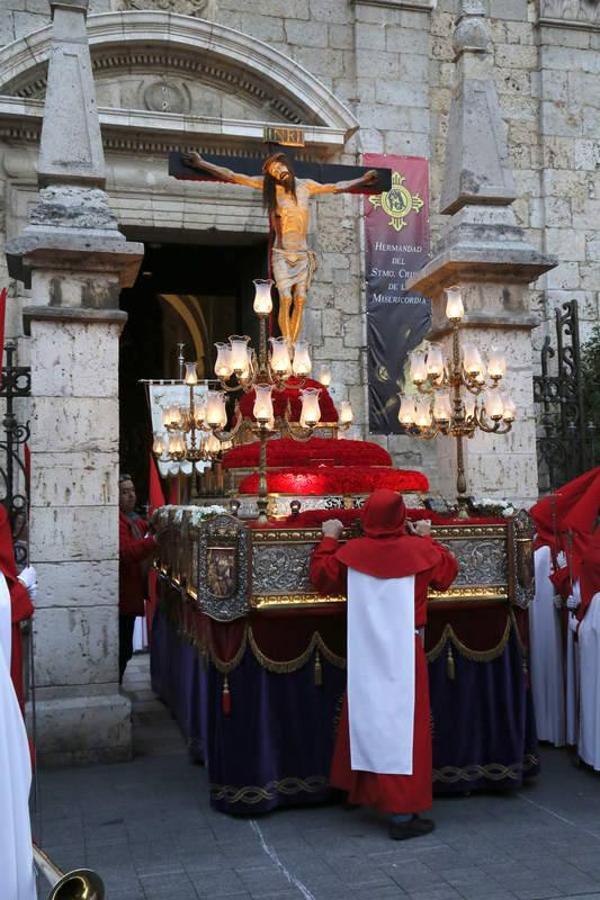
237;466;429;495
236;377;338;424
222;436;392;470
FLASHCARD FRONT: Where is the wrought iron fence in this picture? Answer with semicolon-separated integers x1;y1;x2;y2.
533;300;599;493
0;342;31;566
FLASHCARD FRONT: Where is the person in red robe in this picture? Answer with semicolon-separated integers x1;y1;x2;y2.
310;489;458;840
119;475;156;682
0;507;35;712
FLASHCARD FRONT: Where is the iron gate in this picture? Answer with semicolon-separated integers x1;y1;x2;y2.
533;300;598;493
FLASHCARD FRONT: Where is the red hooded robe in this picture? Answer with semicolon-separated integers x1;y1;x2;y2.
0;508;33;711
310;489;458;814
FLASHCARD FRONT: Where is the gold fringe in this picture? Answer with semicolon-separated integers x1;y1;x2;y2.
427;615;513;664
247;627;346;674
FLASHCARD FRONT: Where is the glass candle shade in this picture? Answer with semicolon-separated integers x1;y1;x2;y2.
214;343;233;379
433;391;452;424
300;388;321;427
415;397;433;429
409;351;427;385
229;336;251;375
204;432;222;456
253;384;274;424
502;395;516;422
292;341;312;377
194;398;207;428
317;364;332;388
463;395;476;421
463;343;483;378
485;390;504;421
205;390;227;429
152;433;166;457
269;337;292;376
184;362;198;385
339;400;353;426
426;346;444;381
487;348;506;381
398;396;416;426
445;285;464;321
253;278;274;316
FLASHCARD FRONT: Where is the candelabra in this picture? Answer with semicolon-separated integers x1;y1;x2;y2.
150;280;353;520
214;279;353;521
399;286;516;517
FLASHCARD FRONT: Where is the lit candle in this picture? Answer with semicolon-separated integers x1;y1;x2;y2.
300;387;321;427
485;391;504;421
253;278;274;316
269;337;292;376
398;396;416;426
415;398;432;428
152;433;165;457
445;285;464;321
410;351;427;385
205;390;227;429
253;384;274;425
292;341;312;377
317;364;332;388
487;348;506;381
463;343;483;378
339;400;353;426
426;346;444;380
433;391;452;424
184;362;198;386
229;336;251;375
194;397;207;427
214;343;233;379
502;395;516;422
205;432;222;456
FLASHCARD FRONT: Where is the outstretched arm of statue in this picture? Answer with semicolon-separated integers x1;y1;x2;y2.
305;169;379;196
182;151;263;189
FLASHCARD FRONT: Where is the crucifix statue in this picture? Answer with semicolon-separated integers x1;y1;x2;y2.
172;150;388;343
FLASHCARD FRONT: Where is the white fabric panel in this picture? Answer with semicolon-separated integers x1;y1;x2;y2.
132;613;148;652
566;606;579;747
0;575;37;900
529;546;565;745
347;569;415;775
577;592;600;770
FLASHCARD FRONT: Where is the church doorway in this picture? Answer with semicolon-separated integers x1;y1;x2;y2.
118;235;269;502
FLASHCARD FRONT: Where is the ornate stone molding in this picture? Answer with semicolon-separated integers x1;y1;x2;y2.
539;0;600;30
119;0;218;17
0;11;358;140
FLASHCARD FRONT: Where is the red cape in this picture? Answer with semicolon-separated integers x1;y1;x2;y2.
336;489;443;579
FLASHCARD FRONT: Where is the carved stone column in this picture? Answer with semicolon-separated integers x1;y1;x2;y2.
408;0;556;508
5;0;143;764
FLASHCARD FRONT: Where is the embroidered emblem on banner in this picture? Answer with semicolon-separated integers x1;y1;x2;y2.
368;171;424;232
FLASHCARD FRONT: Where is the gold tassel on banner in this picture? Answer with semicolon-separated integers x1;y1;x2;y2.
314;650;322;686
446;644;456;681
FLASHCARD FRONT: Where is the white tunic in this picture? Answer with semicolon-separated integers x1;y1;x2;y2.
577;588;600;770
529;545;565;746
0;573;36;900
347;569;415;775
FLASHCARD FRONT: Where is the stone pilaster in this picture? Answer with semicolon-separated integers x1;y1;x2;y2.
408;0;556;508
5;0;142;764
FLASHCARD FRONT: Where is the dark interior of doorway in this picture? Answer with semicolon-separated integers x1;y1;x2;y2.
119;238;268;506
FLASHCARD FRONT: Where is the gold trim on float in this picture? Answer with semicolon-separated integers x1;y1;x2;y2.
211;775;329;805
428;585;508;605
433;754;539;784
251;593;346;609
427;615;512;663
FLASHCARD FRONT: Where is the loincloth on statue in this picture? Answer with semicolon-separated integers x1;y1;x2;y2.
271;248;318;296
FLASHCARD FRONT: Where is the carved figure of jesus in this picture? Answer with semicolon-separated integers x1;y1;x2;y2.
183;151;377;343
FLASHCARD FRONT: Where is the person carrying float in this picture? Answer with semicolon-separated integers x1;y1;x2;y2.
310;489;458;840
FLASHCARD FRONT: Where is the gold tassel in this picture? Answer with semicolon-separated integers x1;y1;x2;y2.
314;650;323;686
446;644;456;681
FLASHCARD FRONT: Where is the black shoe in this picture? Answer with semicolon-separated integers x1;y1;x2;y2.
389;815;435;841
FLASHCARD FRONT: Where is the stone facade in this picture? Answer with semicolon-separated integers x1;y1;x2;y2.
0;1;598;490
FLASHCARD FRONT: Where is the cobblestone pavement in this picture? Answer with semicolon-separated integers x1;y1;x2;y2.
33;655;600;900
